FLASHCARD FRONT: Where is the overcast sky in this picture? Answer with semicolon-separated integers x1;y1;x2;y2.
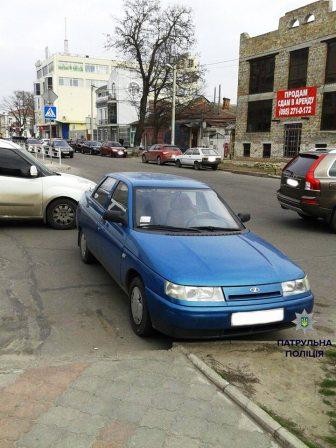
0;0;328;104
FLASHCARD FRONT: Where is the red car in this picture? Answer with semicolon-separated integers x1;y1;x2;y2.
100;141;127;158
141;144;182;165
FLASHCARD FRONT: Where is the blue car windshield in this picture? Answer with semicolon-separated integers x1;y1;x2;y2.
135;188;241;231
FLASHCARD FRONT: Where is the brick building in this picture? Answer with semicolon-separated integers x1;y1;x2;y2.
235;0;336;159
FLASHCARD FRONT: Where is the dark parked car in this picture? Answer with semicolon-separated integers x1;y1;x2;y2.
100;141;127;158
73;139;87;152
47;139;74;158
141;144;182;165
277;148;336;231
81;141;102;155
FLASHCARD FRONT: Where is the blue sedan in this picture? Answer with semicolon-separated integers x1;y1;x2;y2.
76;172;313;338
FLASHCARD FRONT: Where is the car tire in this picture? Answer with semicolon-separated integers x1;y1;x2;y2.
157;156;162;165
70;154;74;158
194;161;200;170
46;198;77;230
176;159;182;168
329;209;336;233
142;155;148;163
79;230;95;264
211;165;218;171
129;277;153;337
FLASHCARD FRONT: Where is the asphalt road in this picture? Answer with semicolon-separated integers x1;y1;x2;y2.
0;153;334;361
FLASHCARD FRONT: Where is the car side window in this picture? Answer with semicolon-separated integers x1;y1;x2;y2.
329;160;336;177
92;177;117;208
185;149;192;155
0;148;31;177
108;182;128;213
192;149;200;155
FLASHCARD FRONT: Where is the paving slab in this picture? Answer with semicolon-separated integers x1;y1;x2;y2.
0;350;280;448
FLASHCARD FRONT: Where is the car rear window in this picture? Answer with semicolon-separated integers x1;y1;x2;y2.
284;155;318;177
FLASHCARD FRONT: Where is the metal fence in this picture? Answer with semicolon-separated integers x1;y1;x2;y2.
26;144;63;165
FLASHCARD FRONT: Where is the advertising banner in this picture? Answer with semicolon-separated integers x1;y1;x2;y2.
275;86;317;118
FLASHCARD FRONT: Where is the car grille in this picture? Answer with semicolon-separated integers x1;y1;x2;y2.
223;285;282;301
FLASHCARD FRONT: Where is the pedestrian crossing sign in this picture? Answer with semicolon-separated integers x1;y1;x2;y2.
44;106;57;120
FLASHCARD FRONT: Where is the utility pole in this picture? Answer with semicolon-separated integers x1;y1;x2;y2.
218;84;221;115
166;63;177;145
90;84;96;141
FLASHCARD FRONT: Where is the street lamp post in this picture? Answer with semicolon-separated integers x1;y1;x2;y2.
90;84;96;140
167;64;177;145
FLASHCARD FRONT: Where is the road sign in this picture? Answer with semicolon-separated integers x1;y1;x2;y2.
42;88;58;105
44;106;57;120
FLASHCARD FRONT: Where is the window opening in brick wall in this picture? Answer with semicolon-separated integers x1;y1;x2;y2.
283;123;302;157
263;143;271;158
321;92;336;130
247;100;272;132
325;40;336;84
243;143;251;157
288;48;309;89
249;55;275;94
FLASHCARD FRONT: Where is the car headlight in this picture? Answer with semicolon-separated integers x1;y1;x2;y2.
165;281;224;302
282;276;310;296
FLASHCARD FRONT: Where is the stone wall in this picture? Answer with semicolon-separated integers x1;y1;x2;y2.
235;0;336;158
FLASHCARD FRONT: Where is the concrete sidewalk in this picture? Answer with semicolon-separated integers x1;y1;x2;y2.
0;350;278;448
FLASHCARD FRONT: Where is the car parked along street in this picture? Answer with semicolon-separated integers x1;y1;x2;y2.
175;147;221;170
77;172;313;338
277;148;336;231
141;144;182;165
100;141;127;158
0;139;95;229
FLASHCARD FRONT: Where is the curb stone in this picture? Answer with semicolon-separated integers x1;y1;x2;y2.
219;168;281;179
45;163;71;172
177;345;308;448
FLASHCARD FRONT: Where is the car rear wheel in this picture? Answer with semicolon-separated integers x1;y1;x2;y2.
194;161;200;170
211;165;218;171
157;156;162;165
79;230;94;264
176;159;182;168
329;209;336;233
141;155;147;163
46;198;77;230
129;277;153;337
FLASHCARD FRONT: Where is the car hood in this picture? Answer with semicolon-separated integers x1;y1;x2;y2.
128;231;304;286
52;173;95;189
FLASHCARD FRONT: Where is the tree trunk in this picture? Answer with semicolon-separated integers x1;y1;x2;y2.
135;85;149;146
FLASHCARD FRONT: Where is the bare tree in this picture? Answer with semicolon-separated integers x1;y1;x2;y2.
2;90;34;136
106;0;197;145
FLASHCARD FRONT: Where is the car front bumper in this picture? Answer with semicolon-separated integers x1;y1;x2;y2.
146;287;314;339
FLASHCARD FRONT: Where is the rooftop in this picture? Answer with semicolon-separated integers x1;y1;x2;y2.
110;172;210;189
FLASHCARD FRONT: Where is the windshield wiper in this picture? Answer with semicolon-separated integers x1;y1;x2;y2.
189;226;241;232
137;224;201;232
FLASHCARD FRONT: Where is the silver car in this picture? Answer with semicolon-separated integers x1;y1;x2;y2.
0;140;95;229
175;147;221;170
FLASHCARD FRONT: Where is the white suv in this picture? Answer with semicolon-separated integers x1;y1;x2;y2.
0;140;95;229
175;148;221;170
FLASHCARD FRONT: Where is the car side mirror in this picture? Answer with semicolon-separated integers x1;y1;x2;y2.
30;165;38;177
237;213;250;223
103;210;127;225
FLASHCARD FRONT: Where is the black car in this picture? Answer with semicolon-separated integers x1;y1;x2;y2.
81;141;102;155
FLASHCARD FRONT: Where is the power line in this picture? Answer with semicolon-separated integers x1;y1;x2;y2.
202;57;239;66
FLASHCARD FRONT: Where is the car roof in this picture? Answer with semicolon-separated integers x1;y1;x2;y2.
300;148;336;156
0;139;22;150
107;172;210;189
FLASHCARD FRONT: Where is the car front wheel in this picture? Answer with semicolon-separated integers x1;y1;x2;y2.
157;156;162;165
194;161;200;170
46;198;77;230
129;277;153;337
79;230;94;263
